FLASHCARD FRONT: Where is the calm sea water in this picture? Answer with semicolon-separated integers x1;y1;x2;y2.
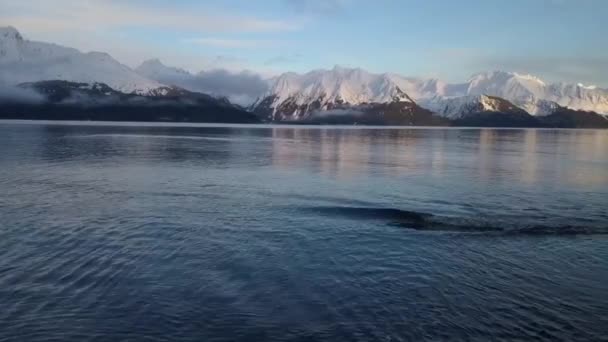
0;121;607;342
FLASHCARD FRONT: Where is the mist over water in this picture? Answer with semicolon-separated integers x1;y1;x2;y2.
0;121;607;341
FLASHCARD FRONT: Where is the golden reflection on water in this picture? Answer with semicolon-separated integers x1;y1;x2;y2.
477;129;497;181
272;128;434;180
521;129;539;183
270;128;608;188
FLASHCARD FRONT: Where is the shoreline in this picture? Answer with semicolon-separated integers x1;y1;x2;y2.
0;119;605;130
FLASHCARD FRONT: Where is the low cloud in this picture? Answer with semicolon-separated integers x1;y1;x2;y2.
194;70;269;103
0;83;45;104
150;69;269;106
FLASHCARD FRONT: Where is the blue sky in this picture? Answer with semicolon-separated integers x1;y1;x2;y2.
1;0;607;85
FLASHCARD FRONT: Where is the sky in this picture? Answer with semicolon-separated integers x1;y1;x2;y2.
1;0;607;85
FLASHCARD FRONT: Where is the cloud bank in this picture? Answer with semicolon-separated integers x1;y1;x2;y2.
144;68;269;106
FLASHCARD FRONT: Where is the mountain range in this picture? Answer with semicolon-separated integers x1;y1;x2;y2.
1;26;607;127
249;67;608;117
0;26;161;95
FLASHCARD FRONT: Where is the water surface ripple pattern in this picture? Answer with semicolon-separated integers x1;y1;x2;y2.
0;122;607;341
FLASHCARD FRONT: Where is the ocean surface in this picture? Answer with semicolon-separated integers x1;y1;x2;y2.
0;121;607;342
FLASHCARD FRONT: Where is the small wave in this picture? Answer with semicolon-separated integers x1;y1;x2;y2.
304;206;608;236
306;206;431;228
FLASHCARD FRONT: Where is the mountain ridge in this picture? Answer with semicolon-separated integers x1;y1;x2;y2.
0;80;259;123
1;26;607;127
254;67;608;116
0;26;164;95
420;94;529;119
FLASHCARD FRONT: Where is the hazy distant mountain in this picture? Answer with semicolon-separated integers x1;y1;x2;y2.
446;71;608;115
0;26;164;95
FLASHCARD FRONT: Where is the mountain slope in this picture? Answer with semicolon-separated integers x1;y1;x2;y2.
295;101;448;126
444;71;608;115
364;70;608;116
0;80;259;123
419;94;540;127
0;26;164;95
539;106;608;128
252;66;433;122
420;95;527;119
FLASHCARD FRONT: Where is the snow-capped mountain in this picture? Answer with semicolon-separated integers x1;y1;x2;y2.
2;25;607;121
420;95;528;119
252;66;420;121
378;70;608;116
515;99;560;116
0;26;164;95
256;67;608;120
442;71;608;115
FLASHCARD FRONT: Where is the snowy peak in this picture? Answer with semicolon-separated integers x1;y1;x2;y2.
267;66;414;106
255;67;419;120
251;67;443;123
0;26;23;41
463;70;546;101
456;70;608;114
517;98;560;116
0;26;30;64
2;26;607;117
0;26;165;95
468;70;546;86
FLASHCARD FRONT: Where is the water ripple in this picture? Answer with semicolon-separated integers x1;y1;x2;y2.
1;123;607;341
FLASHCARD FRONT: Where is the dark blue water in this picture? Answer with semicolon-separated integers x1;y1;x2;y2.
0;121;607;341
